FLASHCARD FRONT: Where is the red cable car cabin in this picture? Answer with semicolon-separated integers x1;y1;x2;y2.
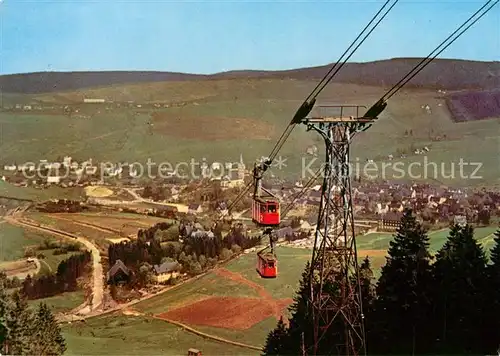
257;251;277;278
252;198;280;226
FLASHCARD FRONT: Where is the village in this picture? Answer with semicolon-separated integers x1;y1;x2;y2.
1;153;498;234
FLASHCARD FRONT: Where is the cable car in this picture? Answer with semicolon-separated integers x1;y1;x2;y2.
252;162;279;278
256;230;277;278
257;250;278;278
252;197;280;226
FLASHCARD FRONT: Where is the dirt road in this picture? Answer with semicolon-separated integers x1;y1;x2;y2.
4;216;104;315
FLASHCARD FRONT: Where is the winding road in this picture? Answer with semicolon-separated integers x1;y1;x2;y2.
4;215;104;316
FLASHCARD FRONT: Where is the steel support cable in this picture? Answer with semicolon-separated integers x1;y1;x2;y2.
303;0;398;104
219;0;400;218
264;0;400;165
383;0;498;101
363;0;499;121
313;0;399;97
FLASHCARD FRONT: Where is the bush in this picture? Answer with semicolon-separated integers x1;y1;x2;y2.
220;248;232;261
231;244;242;254
24;247;35;258
190;262;202;275
38;239;61;251
64;242;80;252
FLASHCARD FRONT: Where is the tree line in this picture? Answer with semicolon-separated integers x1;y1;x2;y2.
264;209;500;355
22;251;91;300
0;272;66;355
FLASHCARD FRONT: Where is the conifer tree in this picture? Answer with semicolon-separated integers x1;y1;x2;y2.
369;208;434;354
262;316;289;355
484;229;500;351
5;290;34;355
358;256;375;313
263;261;316;355
30;303;66;355
0;273;67;355
432;224;488;353
0;273;9;350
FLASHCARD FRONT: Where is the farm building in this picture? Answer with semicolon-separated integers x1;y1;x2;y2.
188;204;203;214
107;260;130;284
152;261;180;284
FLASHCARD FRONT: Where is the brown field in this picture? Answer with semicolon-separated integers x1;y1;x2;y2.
156;296;290;330
155;267;293;331
0;260;36;277
151;112;274;140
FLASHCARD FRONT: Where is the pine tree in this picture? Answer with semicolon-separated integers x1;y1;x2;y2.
5;290;34;355
0;273;10;351
359;256;375;312
432;224;488;353
369;208;434;354
263;261;314;355
30;303;66;355
484;229;500;352
262;316;289;355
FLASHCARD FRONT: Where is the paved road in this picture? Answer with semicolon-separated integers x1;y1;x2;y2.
4;216;104;315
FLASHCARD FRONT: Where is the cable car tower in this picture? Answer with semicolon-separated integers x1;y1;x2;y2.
215;1;497;354
299;105;376;355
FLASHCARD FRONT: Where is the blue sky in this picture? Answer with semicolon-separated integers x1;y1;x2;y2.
0;0;498;74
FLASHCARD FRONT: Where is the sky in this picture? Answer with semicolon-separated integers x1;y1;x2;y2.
0;0;499;75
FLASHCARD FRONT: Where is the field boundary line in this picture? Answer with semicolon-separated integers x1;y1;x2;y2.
152;315;263;351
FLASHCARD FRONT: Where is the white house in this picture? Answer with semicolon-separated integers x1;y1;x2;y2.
3;165;16;171
47;176;61;184
152;261;180;284
83;98;105;103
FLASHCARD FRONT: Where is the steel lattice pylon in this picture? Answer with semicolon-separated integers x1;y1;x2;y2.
301;105;374;356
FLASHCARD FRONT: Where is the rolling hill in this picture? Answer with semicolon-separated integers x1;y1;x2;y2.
0;58;498;188
1;58;499;94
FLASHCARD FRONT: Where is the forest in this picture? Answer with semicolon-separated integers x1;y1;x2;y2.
264;209;500;355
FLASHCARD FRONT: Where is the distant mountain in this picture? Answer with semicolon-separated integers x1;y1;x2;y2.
1;58;499;94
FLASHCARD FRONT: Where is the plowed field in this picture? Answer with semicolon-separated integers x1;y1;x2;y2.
156;296;290;330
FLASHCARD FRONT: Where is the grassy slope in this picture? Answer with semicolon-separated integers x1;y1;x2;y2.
64;227;496;354
28;291;85;314
0;223;45;261
62;314;257;356
133;247;310;347
0;223;85;312
0;80;497;187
